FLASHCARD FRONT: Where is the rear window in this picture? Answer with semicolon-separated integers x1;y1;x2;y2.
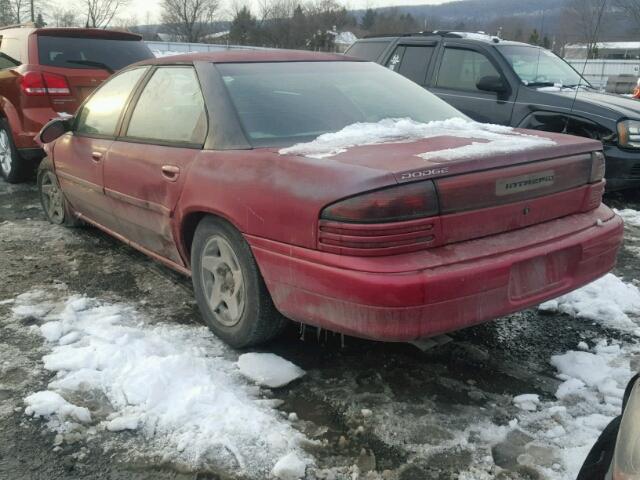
37;36;153;71
218;61;464;147
346;41;390;61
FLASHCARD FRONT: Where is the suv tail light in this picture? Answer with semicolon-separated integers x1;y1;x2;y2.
20;71;71;96
589;151;606;183
320;180;439;223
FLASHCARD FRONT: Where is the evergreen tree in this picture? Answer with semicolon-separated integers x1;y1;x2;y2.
35;13;46;27
542;35;551;49
528;28;540;45
361;8;376;30
229;6;257;46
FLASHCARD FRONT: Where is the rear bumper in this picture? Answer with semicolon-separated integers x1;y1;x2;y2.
248;205;623;342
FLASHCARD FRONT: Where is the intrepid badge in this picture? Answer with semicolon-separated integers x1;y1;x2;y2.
496;170;555;196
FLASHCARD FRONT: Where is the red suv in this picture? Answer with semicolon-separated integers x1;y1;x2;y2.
0;26;153;183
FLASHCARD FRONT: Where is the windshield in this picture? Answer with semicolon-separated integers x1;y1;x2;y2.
37;36;153;71
497;45;590;88
217;61;465;147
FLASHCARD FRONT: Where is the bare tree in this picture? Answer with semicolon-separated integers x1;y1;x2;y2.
52;8;80;27
565;0;609;58
616;0;640;31
83;0;129;28
161;0;220;43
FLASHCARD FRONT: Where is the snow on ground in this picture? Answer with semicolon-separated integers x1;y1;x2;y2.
279;117;555;160
614;208;640;228
238;352;305;388
14;289;311;478
539;273;640;333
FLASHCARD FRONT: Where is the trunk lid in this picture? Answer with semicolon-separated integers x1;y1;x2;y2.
306;130;604;254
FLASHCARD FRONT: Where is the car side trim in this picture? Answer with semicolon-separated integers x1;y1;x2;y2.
57;170;102;193
105;187;171;215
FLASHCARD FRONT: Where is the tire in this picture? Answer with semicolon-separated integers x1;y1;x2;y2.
191;216;287;348
37;157;81;227
0;119;27;183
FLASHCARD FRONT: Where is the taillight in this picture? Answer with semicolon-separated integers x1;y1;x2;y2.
590;151;606;183
20;71;70;96
320;180;439;223
20;71;46;95
43;72;71;95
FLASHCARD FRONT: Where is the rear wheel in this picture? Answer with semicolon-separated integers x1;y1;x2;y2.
191;216;287;348
37;157;81;227
0;120;27;184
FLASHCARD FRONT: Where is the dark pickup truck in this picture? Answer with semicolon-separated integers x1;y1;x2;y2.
347;32;640;191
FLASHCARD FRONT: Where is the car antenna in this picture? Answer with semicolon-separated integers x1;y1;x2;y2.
533;11;545;86
570;0;608;117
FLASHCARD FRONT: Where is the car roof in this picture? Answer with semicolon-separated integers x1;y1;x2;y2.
0;25;142;41
136;49;359;65
359;32;533;48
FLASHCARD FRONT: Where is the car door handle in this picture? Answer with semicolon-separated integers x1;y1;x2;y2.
91;151;103;162
161;165;180;181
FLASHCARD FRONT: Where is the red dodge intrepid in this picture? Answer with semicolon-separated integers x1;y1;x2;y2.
37;50;623;347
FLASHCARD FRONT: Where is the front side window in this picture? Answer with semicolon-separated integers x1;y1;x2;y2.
126;67;207;145
75;67;147;137
218;61;464;147
436;48;500;92
498;45;590;88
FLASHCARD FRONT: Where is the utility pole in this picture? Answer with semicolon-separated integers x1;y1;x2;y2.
30;0;34;22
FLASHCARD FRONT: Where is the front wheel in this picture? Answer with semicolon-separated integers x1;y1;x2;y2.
37;158;81;227
191;216;287;348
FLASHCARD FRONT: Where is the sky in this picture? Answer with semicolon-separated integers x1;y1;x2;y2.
51;0;450;24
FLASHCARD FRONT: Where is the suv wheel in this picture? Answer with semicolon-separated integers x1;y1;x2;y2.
37;157;81;227
0;120;26;183
191;216;287;348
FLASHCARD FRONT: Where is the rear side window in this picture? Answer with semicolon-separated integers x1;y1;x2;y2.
75;67;147;137
126;67;207;145
387;45;434;85
346;41;390;61
37;36;153;72
436;48;500;92
0;53;19;69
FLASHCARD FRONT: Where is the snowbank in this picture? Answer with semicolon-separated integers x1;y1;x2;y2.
539;273;640;333
238;353;305;388
16;292;310;476
279;117;555;160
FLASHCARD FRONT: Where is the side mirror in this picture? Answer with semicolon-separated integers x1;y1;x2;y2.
476;75;508;94
38;118;71;144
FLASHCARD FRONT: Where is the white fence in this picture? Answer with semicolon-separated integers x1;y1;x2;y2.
565;58;640;89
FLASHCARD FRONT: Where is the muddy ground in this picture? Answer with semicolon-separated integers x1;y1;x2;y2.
1;178;639;480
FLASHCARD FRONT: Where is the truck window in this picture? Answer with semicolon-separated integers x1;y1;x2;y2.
346;41;390;61
387;45;434;85
436;48;500;92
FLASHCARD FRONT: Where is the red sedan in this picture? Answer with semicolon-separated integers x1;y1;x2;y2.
36;50;623;347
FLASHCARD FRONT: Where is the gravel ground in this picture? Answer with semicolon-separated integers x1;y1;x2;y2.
0;178;638;480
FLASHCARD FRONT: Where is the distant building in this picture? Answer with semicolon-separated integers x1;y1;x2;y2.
564;42;640;60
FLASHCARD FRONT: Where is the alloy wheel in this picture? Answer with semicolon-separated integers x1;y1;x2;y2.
40;171;65;224
200;235;247;327
0;129;12;177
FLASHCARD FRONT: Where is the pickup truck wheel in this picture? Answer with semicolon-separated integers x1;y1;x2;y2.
0;120;26;184
37;158;81;227
192;217;287;348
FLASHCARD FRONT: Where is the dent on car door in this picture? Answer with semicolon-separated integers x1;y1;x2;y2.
103;66;207;266
54;67;148;230
430;47;515;125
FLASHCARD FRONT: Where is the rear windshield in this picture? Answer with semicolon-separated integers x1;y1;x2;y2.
217;61;464;147
37;36;153;71
345;41;390;61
